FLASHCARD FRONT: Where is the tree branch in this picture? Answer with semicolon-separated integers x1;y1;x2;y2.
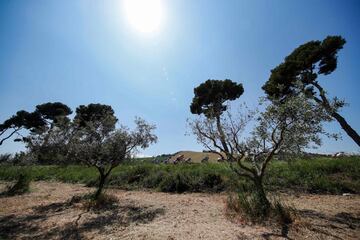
0;127;22;146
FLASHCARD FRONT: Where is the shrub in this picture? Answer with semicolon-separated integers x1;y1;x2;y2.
227;191;269;222
69;192;118;210
85;193;118;209
226;188;294;225
0;157;358;194
271;198;294;225
5;173;31;196
159;173;191;193
200;173;224;191
142;170;167;188
0;153;12;164
127;165;152;183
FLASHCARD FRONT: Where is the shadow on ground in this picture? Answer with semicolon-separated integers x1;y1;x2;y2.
299;209;360;230
0;197;165;240
256;208;360;240
281;209;359;240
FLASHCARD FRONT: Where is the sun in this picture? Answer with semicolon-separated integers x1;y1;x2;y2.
124;0;164;33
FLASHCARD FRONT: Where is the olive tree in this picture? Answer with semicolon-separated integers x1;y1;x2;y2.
262;36;359;146
70;104;157;198
189;94;330;211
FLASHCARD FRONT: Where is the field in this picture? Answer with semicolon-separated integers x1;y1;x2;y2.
0;181;359;239
1;156;359;239
0;156;359;194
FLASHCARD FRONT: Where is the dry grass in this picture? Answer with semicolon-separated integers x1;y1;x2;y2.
169;150;226;163
0;181;359;239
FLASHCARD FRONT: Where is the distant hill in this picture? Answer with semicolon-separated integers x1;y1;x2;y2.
169;151;225;163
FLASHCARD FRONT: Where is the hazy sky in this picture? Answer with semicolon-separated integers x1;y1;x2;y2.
1;0;359;156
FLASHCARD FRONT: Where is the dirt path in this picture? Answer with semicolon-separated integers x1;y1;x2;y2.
0;181;359;239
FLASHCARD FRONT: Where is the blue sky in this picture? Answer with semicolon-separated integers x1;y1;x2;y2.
1;0;359;156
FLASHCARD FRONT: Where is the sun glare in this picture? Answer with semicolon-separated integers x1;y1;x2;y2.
124;0;164;33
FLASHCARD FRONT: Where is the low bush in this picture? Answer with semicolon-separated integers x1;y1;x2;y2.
0;156;359;194
4;173;31;196
226;189;295;225
159;172;191;193
68;192;118;210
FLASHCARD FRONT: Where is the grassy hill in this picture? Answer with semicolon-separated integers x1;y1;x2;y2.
169;151;225;163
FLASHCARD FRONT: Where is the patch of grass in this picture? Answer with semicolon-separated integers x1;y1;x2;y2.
85;193;118;210
0;156;359;194
226;190;269;222
3;173;31;196
266;156;360;193
69;192;118;210
226;190;295;225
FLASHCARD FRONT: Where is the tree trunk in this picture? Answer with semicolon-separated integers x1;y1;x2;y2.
253;176;271;213
95;172;106;199
215;115;230;153
312;82;360;147
331;111;360;147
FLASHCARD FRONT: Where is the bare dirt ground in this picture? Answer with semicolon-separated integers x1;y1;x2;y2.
0;181;359;240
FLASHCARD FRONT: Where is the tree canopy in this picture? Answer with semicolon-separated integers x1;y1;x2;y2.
262;36;346;100
262;36;359;146
0;102;72;146
190;79;244;118
74;103;117;133
189;94;329;213
35;102;72;123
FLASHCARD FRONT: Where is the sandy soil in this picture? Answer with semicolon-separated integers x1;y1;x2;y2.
0;181;359;240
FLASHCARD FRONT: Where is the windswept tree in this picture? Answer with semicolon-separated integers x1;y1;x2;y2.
190;79;244;154
26;103;73;164
0;111;43;145
190;83;330;212
0;102;72;147
262;36;359;146
70;104;157;198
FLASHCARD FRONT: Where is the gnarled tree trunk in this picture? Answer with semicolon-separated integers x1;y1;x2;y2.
95;171;106;199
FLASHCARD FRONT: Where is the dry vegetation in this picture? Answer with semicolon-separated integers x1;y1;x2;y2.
169;151;226;163
0;181;359;240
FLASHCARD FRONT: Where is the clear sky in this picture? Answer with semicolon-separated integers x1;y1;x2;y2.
1;0;359;156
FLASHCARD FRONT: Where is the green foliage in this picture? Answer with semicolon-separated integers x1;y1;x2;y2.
262;36;346;100
35;102;72;122
0;157;359;194
159;172;191;193
226;190;294;224
74;103;117;130
190;79;244;118
0;153;12;164
227;190;270;222
266;156;360;193
4;173;31;196
0;102;72;146
262;35;359;147
70;112;157;198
